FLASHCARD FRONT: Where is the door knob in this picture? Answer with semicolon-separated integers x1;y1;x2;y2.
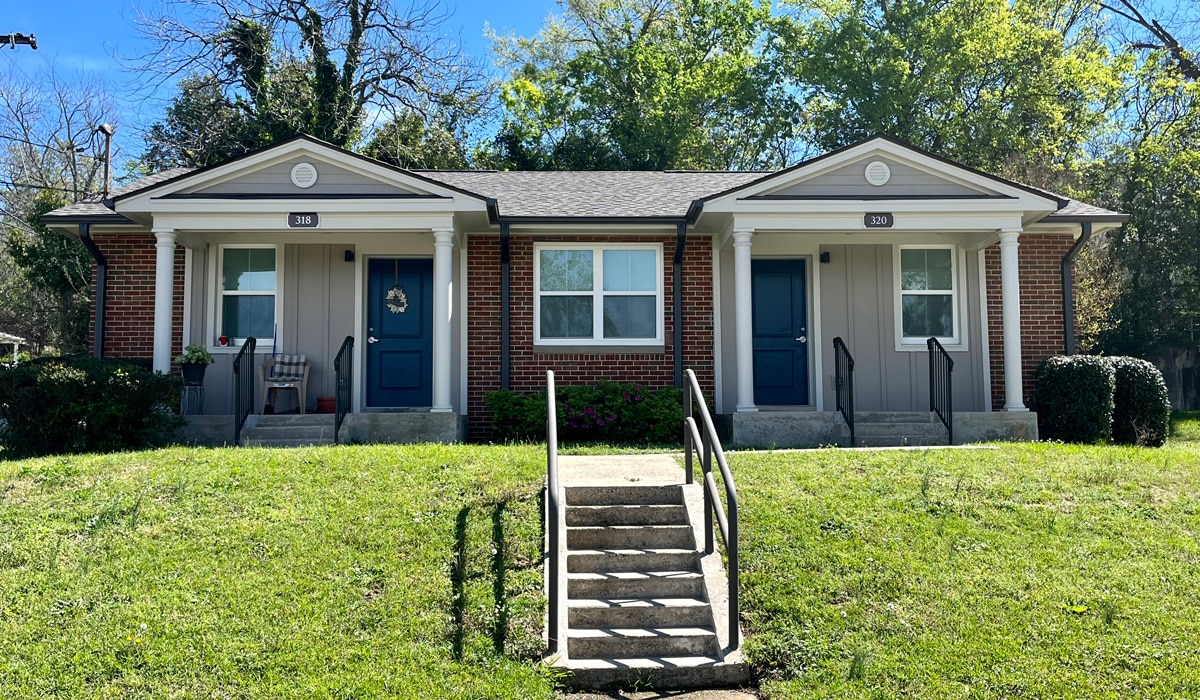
796;336;807;343
367;336;379;344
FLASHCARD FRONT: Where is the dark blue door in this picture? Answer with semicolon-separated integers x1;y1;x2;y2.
752;259;809;405
367;258;433;407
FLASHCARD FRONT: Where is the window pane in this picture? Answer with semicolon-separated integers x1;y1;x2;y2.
926;249;953;290
541;296;593;338
222;295;275;339
540;250;593;291
603;250;656;291
223;248;276;292
902;294;953;337
900;249;929;290
603;296;656;338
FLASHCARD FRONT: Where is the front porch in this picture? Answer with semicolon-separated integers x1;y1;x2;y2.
178;411;466;447
726;410;1038;448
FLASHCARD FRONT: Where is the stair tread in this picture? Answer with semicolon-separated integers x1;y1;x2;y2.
568;547;697;555
569;627;715;638
566;656;726;670
568;598;709;608
568;524;691;531
568;570;701;579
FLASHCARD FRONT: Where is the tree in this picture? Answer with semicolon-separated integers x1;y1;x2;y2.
485;0;798;171
775;0;1129;186
0;65;110;355
133;0;488;166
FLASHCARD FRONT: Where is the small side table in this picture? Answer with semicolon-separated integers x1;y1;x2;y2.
181;383;205;415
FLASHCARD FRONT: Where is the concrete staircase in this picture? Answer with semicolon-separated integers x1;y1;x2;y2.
240;414;339;447
853;411;950;447
555;483;748;689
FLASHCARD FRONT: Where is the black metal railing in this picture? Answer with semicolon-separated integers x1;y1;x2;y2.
927;337;954;445
833;337;856;447
683;368;740;652
333;335;354;445
545;370;563;654
232;337;256;446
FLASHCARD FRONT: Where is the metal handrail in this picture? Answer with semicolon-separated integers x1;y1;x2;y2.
833;337;856;447
333;336;354;444
683;368;740;652
545;370;563;654
927;337;954;445
232;337;256;446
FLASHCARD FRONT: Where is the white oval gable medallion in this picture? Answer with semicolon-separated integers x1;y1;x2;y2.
290;162;318;189
864;160;891;187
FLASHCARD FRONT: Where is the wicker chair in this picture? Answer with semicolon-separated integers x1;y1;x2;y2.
260;354;310;414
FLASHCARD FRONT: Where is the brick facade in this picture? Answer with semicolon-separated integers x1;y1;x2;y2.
984;233;1074;411
466;234;715;442
89;233;185;361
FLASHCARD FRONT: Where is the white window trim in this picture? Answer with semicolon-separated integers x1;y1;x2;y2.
533;242;665;348
893;244;967;352
206;243;283;353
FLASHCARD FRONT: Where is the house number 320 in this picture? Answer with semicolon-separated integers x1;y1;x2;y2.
864;213;894;228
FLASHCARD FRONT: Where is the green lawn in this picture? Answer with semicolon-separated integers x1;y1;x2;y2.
2;427;1200;698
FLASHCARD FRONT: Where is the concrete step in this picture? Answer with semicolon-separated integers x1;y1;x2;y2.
568;598;713;629
567;525;694;550
566;504;689;527
567;548;700;574
855;435;948;448
565;655;749;690
249;414;337;428
568;626;719;659
854;423;947;437
567;571;706;599
242;437;335;448
855;411;935;424
566;485;682;507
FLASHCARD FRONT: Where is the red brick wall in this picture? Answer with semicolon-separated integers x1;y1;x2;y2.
466;234;715;441
89;233;185;361
985;234;1074;410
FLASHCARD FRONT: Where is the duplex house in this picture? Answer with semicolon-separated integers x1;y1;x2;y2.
41;134;1126;446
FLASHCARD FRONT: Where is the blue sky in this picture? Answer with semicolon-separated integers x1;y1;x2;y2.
2;0;558;159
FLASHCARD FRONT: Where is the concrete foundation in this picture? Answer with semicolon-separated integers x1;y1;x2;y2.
729;410;1037;448
176;412;466;447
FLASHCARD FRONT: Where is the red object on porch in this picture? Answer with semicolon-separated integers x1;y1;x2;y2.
316;396;335;414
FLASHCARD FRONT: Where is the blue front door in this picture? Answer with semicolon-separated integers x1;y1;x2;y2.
367;258;433;407
752;259;810;405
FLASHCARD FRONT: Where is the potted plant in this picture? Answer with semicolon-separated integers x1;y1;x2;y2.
175;343;215;385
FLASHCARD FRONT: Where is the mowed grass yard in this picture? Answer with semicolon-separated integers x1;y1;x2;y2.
0;414;1197;698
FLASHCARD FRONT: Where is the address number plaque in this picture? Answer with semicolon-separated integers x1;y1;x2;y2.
864;212;894;228
288;212;319;228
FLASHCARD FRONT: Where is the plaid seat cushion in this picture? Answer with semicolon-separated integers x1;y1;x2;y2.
268;354;307;382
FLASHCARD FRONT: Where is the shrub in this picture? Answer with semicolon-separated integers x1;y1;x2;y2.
1034;355;1115;443
0;357;183;458
485;381;683;445
1108;356;1170;446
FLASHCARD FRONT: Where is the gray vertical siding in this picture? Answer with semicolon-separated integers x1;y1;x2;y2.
818;244;986;412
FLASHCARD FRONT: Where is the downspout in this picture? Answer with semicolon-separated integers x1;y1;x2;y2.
78;222;107;359
1061;222;1092;356
500;222;511;390
673;222;687;388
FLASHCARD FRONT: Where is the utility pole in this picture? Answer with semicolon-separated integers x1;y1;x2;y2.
2;33;37;50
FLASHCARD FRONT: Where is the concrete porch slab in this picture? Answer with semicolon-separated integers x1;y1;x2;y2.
729;410;1038;448
175;411;466;447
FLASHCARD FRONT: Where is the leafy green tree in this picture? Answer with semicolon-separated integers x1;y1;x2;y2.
776;0;1129;185
486;0;797;171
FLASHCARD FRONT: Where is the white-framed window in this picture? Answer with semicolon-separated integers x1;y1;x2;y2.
895;245;960;347
533;243;664;346
215;244;279;348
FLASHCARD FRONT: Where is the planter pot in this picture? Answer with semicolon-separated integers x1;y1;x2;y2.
316;396;336;414
181;362;208;385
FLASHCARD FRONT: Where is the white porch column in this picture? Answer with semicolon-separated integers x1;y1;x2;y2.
733;229;758;412
152;228;177;374
999;229;1027;411
431;227;455;412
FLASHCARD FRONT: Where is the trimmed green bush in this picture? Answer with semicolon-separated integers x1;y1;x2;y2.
485;381;683;444
1108;356;1170;446
0;357;183;457
1034;355;1115;443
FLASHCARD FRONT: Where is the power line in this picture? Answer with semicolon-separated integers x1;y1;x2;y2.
0;133;88;156
0;179;93;196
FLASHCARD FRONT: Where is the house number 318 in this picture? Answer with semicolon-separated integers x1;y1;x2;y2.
288;212;319;228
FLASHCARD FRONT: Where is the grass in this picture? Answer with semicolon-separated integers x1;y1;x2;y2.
735;438;1200;698
3;422;1200;697
0;445;555;699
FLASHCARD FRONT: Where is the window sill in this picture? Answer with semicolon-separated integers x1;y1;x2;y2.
894;339;967;353
534;343;665;355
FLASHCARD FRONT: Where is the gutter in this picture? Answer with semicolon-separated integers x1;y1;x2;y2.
1061;222;1092;356
500;222;511;390
77;223;108;359
673;223;687;388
